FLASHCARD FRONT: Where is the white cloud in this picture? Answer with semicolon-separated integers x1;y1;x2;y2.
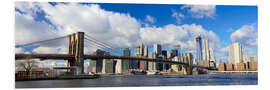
140;24;222;56
40;3;142;49
172;10;184;24
181;5;216;19
230;24;258;46
145;15;156;24
15;2;227;61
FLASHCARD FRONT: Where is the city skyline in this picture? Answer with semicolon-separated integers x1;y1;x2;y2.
15;2;257;69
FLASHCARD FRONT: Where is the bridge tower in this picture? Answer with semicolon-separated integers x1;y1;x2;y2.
67;32;84;75
181;53;193;75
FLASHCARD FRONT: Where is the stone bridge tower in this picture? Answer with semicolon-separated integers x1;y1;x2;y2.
67;32;84;75
181;53;193;75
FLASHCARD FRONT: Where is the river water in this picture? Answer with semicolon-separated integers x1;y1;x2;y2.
15;74;258;88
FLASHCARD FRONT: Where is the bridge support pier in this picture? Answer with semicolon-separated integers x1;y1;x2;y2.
181;53;193;75
67;32;84;75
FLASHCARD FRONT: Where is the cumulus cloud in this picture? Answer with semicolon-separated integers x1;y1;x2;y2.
15;2;226;61
181;5;216;19
40;3;142;48
230;24;258;46
140;24;222;56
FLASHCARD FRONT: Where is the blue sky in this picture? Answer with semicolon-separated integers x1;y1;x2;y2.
15;2;258;68
96;3;257;47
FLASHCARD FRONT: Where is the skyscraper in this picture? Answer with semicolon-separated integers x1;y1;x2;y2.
140;46;148;70
133;46;141;69
123;48;130;73
161;50;167;58
229;43;242;64
148;53;157;71
196;36;203;62
202;39;210;62
170;49;178;58
243;50;250;63
209;48;216;67
154;44;162;55
88;49;106;74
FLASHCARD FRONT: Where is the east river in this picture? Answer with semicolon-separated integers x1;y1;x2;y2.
15;74;258;88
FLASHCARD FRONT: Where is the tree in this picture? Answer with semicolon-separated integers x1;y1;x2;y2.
16;58;40;73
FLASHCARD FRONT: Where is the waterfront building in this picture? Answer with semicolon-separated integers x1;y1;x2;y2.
162;50;170;70
196;36;203;62
115;59;122;74
209;48;216;67
171;56;179;72
202;39;210;67
249;54;257;62
229;43;242;64
148;53;157;71
133;44;143;69
88;49;106;74
243;50;250;63
123;48;130;73
101;52;114;74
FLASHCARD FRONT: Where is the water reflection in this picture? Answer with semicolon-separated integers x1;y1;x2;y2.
16;74;258;88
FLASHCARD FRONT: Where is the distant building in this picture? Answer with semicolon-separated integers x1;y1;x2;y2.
170;49;178;58
154;44;162;55
209;48;216;67
148;53;157;71
133;44;143;69
161;50;167;58
249;54;257;62
243;50;250;63
115;59;122;74
162;50;170;70
196;36;203;62
202;39;210;64
229;43;242;64
171;56;180;72
123;48;130;73
88;49;106;74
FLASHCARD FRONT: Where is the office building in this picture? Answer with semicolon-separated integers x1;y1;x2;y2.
170;49;178;58
154;44;162;55
209;48;216;67
88;49;106;74
229;43;242;64
171;56;180;72
123;48;130;73
243;50;250;63
115;59;122;74
196;36;203;62
148;53;157;71
202;39;210;62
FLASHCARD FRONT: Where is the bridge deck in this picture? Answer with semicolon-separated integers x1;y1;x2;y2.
15;54;216;69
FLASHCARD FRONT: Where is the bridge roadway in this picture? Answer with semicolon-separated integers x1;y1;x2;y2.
15;54;216;70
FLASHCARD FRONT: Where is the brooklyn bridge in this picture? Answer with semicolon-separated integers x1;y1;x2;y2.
15;32;217;75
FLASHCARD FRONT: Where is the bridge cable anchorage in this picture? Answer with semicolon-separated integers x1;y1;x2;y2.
15;35;70;48
85;34;113;47
84;39;122;55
